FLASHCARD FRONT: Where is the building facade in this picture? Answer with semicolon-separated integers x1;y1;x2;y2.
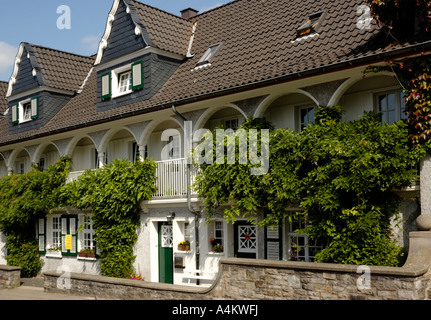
0;0;430;285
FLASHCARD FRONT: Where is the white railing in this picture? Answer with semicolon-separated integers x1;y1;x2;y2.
66;158;199;198
153;158;199;198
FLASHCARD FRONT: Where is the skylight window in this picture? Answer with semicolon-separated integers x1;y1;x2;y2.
296;11;325;39
195;43;221;69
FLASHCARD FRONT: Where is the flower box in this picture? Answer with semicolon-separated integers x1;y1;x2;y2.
46;250;62;258
78;252;96;258
177;245;190;251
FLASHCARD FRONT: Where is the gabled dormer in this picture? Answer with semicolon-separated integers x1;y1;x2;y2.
94;0;194;112
6;43;94;134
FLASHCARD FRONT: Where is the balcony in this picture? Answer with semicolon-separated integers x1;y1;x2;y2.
66;158;199;199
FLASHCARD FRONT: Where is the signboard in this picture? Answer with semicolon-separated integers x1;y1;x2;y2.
65;234;73;251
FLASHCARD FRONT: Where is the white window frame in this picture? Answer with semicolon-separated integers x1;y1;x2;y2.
374;90;407;124
18;99;32;123
111;65;133;98
287;219;322;262
298;105;315;131
82;215;95;251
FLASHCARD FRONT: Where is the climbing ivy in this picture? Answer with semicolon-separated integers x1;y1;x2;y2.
59;158;157;278
365;54;431;149
195;108;423;266
0;157;72;277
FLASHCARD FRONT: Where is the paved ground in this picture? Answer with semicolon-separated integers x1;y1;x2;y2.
0;276;101;300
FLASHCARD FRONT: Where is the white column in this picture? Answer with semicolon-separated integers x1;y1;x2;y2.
418;156;431;230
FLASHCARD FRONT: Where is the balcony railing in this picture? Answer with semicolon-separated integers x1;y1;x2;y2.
66;158;199;198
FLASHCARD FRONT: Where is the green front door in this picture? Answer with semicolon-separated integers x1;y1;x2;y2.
158;222;173;284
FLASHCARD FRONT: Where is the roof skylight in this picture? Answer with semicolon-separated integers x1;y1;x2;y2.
296;11;325;39
194;43;221;69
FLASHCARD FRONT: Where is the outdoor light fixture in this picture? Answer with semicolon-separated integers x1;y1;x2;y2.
167;212;176;221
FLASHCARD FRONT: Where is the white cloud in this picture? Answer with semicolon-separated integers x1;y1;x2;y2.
0;41;18;79
81;35;101;53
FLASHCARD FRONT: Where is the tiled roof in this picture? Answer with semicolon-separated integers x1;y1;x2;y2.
131;0;193;56
0;82;8;114
29;44;95;93
0;0;430;146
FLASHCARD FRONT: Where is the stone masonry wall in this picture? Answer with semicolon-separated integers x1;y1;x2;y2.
0;266;21;289
44;257;431;300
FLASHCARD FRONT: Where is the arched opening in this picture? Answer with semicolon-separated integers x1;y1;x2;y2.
144;120;184;162
262;93;318;131
36;144;60;171
0;154;7;178
13;149;31;175
337;75;403;123
104;129;138;165
71;137;98;172
202;106;246;132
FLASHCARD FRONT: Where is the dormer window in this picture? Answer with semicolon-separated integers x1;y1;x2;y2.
118;71;132;94
11;97;38;125
101;61;143;100
296;11;325;39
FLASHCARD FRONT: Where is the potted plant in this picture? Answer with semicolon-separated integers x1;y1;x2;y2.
178;240;190;251
212;244;224;253
46;244;62;257
78;248;96;258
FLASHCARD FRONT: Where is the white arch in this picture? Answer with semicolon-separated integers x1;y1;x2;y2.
98;126;138;154
32;142;61;164
6;148;31;170
194;103;247;132
328;71;396;106
253;89;319;119
139;117;184;147
64;134;98;158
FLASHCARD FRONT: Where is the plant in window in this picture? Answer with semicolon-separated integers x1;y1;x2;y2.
212;244;224;253
46;244;61;251
178;240;190;251
78;248;96;258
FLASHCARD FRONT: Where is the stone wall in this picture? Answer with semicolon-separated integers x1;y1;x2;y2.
0;265;21;289
43;232;431;300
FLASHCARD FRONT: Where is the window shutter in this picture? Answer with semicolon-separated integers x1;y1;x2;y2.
131;61;144;91
37;218;46;254
61;217;68;254
11;104;18;125
69;216;77;254
60;215;78;256
30;97;38;119
101;72;111;100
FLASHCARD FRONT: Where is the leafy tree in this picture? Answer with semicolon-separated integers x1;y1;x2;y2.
59;158;157;278
195;108;422;266
0;157;72;277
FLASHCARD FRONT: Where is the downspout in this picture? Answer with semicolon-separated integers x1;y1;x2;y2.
172;105;201;283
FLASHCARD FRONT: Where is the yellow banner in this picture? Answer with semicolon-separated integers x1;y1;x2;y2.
65;234;73;250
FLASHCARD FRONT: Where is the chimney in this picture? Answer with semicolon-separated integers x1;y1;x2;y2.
181;8;199;19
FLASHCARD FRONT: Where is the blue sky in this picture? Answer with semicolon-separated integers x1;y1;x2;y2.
0;0;231;82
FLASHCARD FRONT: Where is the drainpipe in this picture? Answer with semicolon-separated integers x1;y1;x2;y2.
172;105;201;283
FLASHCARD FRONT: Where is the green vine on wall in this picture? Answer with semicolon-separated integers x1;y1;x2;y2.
0;157;72;277
195;110;422;266
365;54;431;149
59;158;157;278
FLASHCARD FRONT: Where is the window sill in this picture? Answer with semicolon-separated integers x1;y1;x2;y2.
77;256;97;261
207;251;225;256
46;252;62;259
18;118;32;124
112;90;132;99
175;250;192;254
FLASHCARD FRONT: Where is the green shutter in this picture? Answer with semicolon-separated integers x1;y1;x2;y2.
31;97;38;119
61;215;78;256
11;104;18;125
131;61;144;91
38;218;46;254
101;72;111;100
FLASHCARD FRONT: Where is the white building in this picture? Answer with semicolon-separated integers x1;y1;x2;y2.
0;0;429;285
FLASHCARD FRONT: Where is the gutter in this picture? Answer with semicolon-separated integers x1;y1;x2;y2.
1;40;431;148
171;104;202;284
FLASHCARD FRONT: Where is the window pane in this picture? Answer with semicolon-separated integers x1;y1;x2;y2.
388;110;395;124
378;95;387;112
387;93;396;111
119;72;132;93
